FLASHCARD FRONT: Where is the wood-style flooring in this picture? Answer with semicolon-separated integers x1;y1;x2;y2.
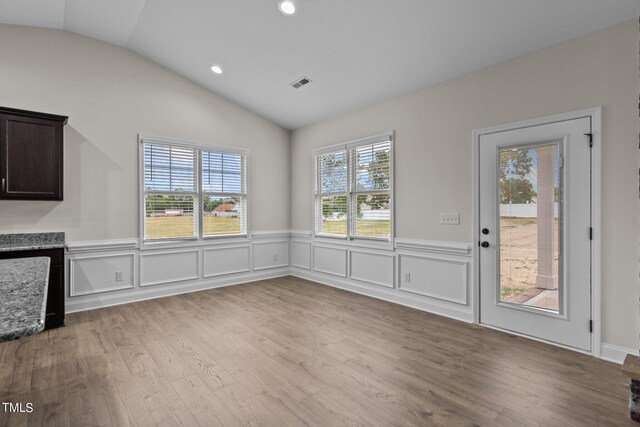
0;276;633;426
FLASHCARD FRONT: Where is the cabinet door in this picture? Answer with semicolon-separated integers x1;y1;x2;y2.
0;113;63;200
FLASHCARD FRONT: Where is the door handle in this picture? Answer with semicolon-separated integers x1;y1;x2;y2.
480;241;489;248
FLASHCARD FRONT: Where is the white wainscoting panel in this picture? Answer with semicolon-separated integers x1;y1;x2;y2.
290;241;311;270
70;253;135;296
203;245;250;277
398;254;468;304
253;241;290;271
140;249;200;287
313;245;348;277
349;250;394;288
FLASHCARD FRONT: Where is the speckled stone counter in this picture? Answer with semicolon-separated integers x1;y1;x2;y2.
0;257;51;342
0;232;65;252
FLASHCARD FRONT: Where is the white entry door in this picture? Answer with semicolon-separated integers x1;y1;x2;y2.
479;116;592;351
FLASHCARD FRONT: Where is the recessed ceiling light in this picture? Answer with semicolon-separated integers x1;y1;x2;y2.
210;65;223;74
278;0;296;15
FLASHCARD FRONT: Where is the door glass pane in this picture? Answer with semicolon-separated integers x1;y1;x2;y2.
498;142;561;312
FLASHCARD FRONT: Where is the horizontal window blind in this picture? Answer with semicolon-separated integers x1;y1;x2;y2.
202;151;245;194
352;140;391;191
144;144;196;192
201;149;247;237
314;135;392;241
317;151;347;194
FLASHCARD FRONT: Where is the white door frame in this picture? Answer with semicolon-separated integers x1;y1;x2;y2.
472;107;602;357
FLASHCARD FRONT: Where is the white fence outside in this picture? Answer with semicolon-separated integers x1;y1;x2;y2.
500;203;559;218
324;210;391;221
361;209;390;220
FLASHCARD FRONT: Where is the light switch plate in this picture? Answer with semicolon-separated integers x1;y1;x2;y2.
440;212;460;225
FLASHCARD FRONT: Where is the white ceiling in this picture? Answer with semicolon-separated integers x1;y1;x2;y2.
0;0;638;129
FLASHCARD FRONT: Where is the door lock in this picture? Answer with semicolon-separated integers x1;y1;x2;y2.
482;228;489;235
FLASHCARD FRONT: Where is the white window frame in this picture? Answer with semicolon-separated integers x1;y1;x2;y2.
139;134;249;250
313;131;394;246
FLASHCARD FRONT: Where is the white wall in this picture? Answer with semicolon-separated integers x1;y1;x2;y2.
291;19;639;351
0;25;291;241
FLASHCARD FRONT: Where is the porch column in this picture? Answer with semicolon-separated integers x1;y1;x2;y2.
536;144;557;290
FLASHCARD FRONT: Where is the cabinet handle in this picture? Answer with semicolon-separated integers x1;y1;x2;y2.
1;178;4;192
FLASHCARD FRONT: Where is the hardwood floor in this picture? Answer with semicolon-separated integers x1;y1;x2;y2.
0;276;633;426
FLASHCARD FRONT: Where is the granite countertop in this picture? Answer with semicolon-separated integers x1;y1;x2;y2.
0;257;51;342
0;232;65;252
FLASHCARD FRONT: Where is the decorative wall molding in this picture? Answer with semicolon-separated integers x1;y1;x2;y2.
295;233;471;322
349;250;395;288
203;245;251;277
290;230;313;239
395;238;472;255
66;267;290;313
312;245;348;277
66;238;139;253
140;249;200;287
291;268;474;323
69;253;136;296
64;233;473;318
252;230;294;240
398;254;468;304
253;240;290;270
66;232;293;312
290;241;311;270
64;231;621;362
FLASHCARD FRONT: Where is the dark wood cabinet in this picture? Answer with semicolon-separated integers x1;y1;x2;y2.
0;107;68;201
0;248;65;329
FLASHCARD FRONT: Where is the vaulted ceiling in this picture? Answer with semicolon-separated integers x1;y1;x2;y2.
0;0;637;129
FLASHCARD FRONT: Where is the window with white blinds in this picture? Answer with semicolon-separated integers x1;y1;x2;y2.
143;143;197;241
314;133;393;241
315;150;348;236
141;138;248;242
202;150;247;237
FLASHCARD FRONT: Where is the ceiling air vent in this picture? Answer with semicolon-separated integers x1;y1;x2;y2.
290;76;311;89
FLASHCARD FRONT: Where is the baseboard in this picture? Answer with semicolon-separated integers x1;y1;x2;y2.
600;343;637;364
66;268;290;313
291;268;473;323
